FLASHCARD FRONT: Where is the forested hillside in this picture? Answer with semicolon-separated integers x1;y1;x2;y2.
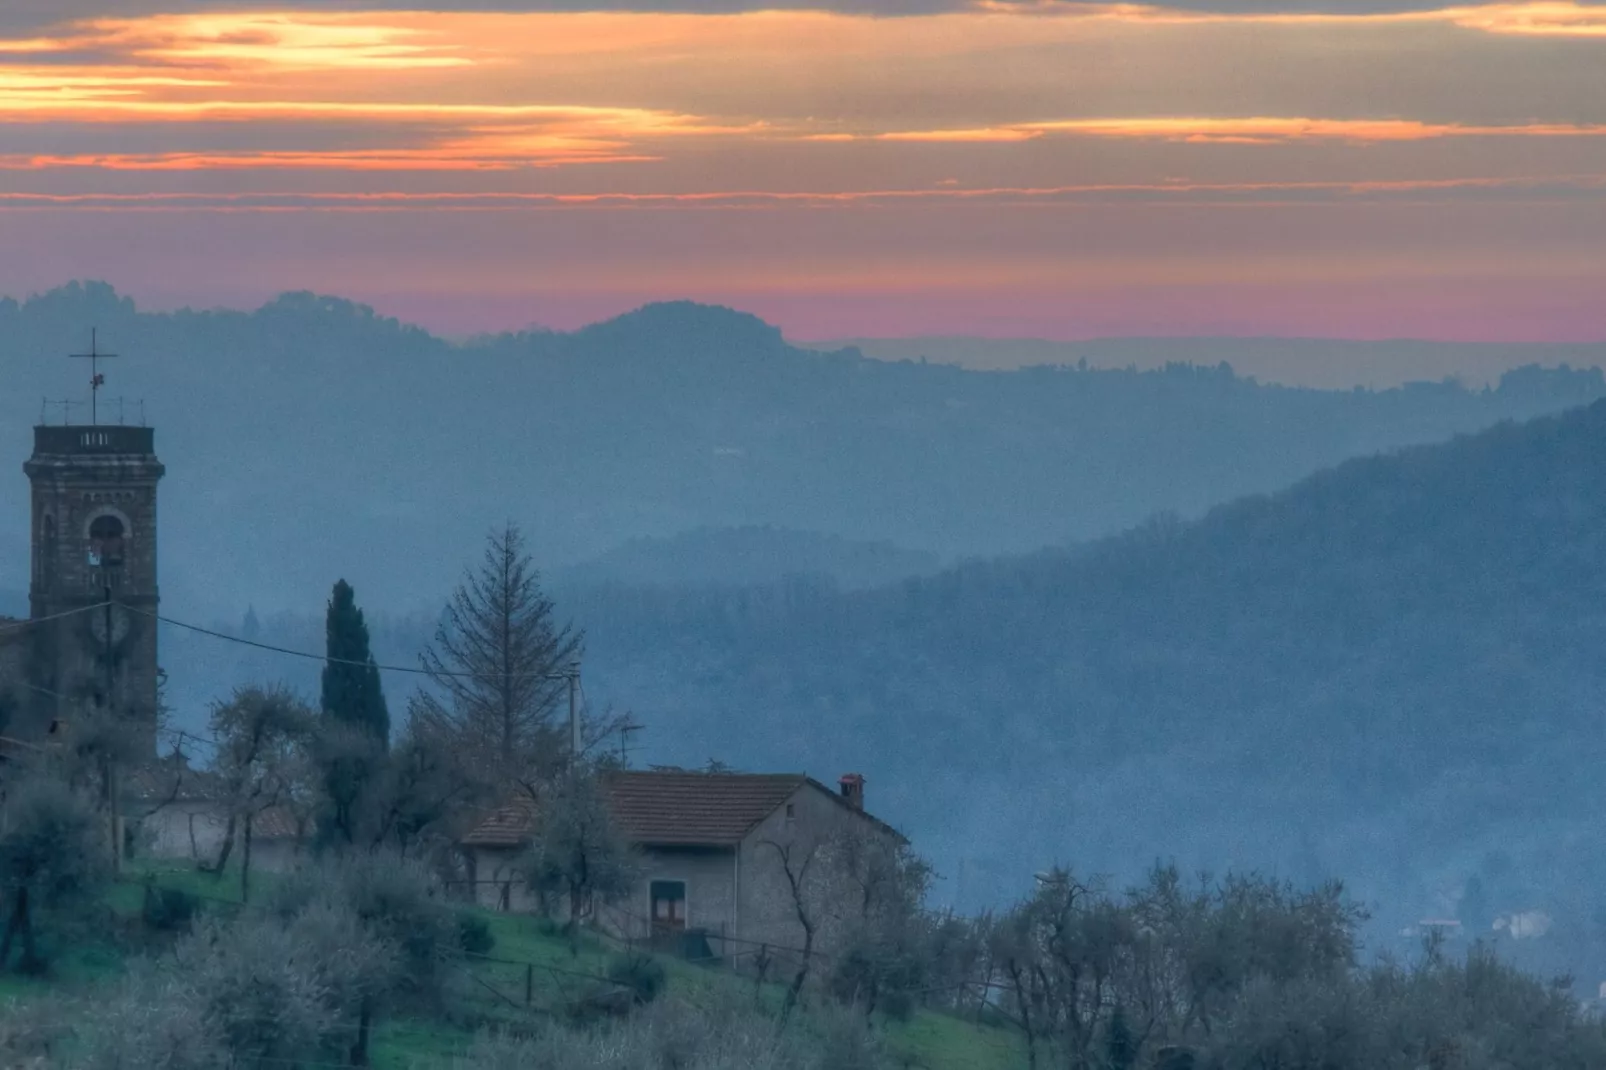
565;401;1606;978
167;400;1606;987
2;282;1603;615
554;527;943;589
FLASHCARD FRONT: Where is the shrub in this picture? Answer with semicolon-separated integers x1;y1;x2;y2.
0;774;110;974
0;994;71;1068
457;911;496;955
170;915;343;1061
826;942;923;1021
460;998;878;1070
70;967;227;1070
606;949;668;1006
810;1003;888;1070
268;850;459;1007
141;883;200;934
76;899;399;1069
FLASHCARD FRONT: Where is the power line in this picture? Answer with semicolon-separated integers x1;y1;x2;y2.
0;602;107;634
119;602;578;682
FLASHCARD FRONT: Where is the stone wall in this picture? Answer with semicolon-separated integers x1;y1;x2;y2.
135;800;228;862
469;843;740;944
133;802;306;875
735;784;902;968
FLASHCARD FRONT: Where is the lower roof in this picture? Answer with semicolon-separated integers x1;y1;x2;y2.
463;769;902;849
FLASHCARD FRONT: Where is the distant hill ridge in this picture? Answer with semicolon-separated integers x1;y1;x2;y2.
817;335;1606;390
3;281;1604;621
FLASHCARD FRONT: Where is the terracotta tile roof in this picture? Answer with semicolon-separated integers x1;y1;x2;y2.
121;760;225;803
250;806;308;841
462;770;904;849
461;796;538;848
608;771;807;846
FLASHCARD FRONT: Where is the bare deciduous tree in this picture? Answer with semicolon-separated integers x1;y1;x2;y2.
759;835;824;1026
411;523;583;793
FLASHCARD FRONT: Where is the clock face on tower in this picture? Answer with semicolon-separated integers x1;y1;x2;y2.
89;604;131;648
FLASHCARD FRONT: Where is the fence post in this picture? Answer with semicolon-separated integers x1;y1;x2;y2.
525;962;534;1007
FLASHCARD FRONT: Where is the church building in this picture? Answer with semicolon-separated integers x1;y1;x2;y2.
0;422;165;755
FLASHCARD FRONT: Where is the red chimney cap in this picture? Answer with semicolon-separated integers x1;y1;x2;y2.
840;773;864;785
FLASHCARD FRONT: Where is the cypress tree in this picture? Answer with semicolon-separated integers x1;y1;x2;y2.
321;579;389;745
1105;1004;1137;1070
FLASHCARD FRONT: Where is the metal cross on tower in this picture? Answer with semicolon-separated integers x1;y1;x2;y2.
69;328;118;426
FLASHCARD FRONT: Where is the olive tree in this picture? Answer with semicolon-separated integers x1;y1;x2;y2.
0;774;108;974
521;764;641;952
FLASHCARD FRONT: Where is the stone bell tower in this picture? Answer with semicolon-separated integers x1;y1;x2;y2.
25;411;164;755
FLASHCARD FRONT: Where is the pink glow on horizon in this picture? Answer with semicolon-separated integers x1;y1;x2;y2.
228;284;1606;345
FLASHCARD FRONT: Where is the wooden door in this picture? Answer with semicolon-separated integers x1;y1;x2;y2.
650;880;687;945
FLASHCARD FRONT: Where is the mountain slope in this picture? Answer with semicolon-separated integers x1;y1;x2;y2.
3;282;1604;617
562;401;1606;971
148;402;1606;981
554;526;943;589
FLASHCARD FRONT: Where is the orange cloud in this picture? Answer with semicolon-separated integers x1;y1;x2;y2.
82;13;476;71
972;0;1606;37
1443;2;1606;35
876;127;1044;143
880;116;1606;144
0;3;1603;183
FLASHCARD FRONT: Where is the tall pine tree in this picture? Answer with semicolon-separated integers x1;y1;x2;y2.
412;523;582;793
321;579;389;744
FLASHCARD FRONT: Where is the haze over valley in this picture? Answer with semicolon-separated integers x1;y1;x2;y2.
4;283;1603;986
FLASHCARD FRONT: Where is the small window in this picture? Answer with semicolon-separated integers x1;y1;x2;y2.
650;880;687;934
785;803;795;819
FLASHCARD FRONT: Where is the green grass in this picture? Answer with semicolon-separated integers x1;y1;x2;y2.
888;1009;1026;1070
8;866;1026;1070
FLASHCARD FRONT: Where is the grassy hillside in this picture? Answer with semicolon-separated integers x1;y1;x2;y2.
2;861;1023;1070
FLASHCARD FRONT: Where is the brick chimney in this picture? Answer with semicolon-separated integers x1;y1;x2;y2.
839;773;865;810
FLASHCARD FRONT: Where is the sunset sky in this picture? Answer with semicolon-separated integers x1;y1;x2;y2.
2;1;1605;339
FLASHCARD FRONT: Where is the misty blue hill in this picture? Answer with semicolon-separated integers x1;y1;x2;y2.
553;526;943;589
3;282;1606;618
168;400;1606;989
824;336;1606;390
559;400;1606;982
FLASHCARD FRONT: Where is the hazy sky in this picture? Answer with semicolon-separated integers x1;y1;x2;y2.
2;1;1605;339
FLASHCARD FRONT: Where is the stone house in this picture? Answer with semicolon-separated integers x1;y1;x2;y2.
461;769;906;965
122;761;309;873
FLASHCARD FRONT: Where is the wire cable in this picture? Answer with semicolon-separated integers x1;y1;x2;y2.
119;601;577;682
0;601;107;634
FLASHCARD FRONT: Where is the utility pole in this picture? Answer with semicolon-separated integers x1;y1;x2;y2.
103;584;122;874
567;661;581;762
